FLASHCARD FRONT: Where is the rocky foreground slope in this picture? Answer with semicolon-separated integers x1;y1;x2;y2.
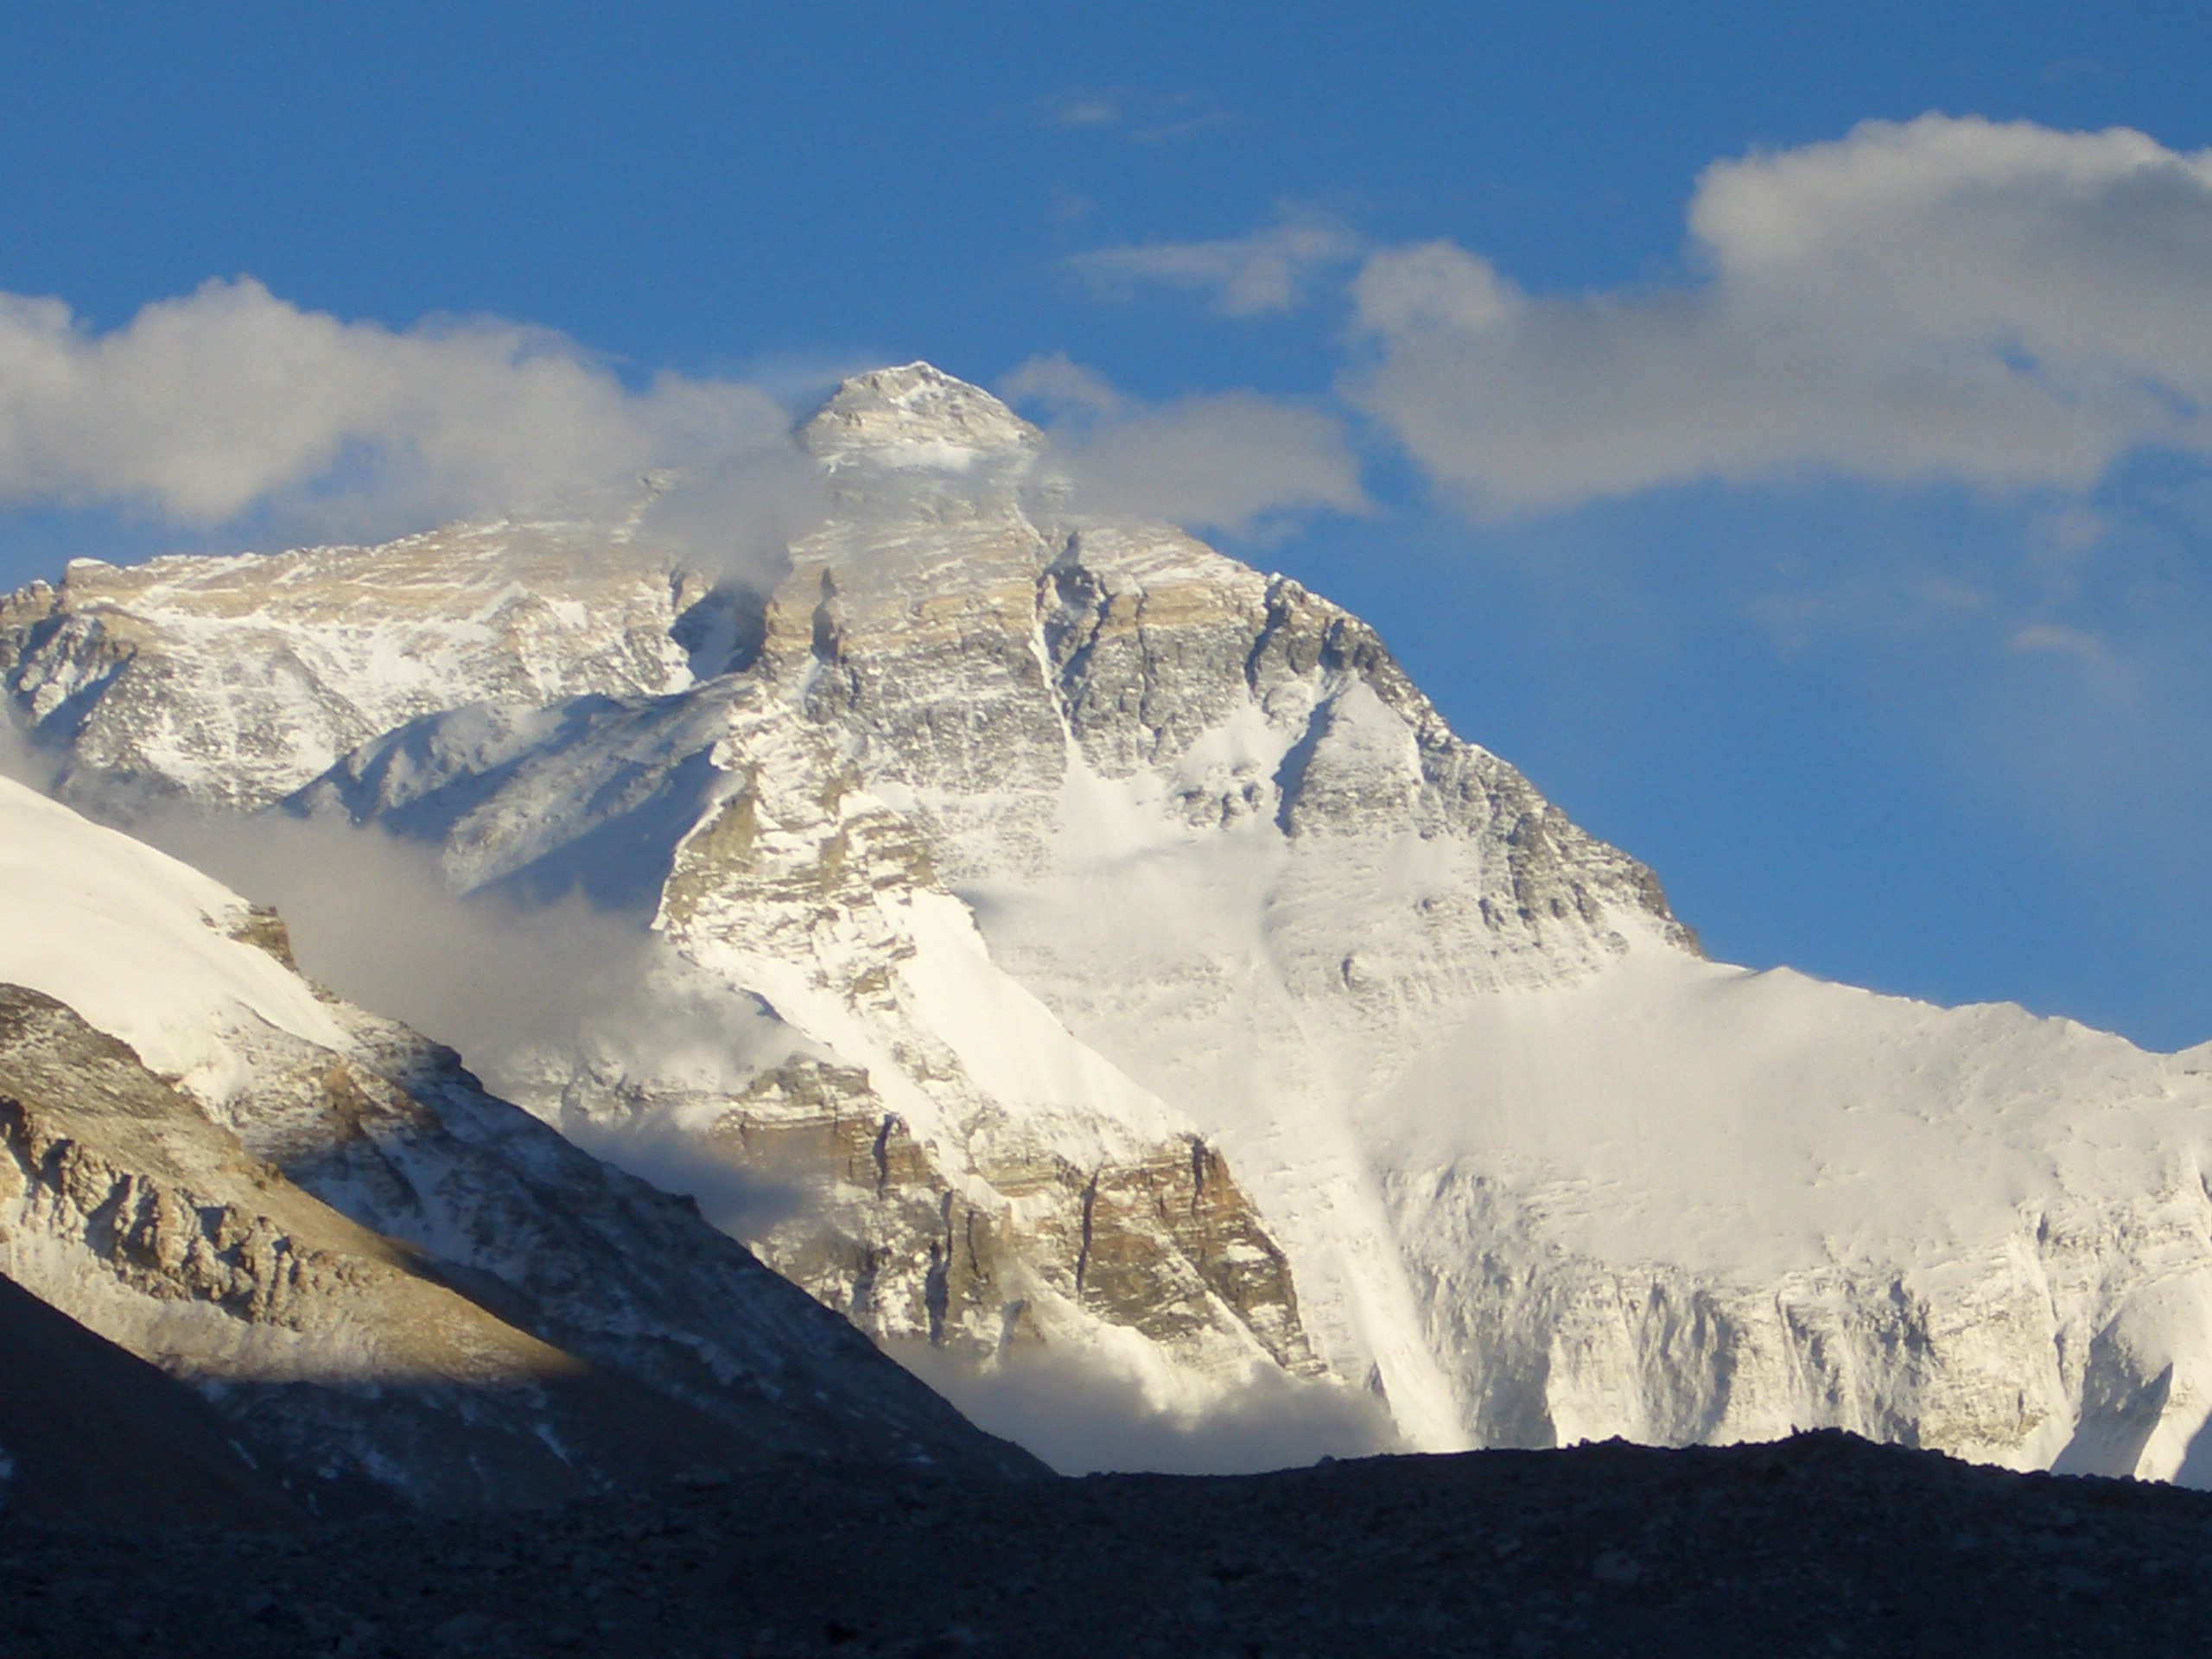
10;364;2212;1480
4;1433;2208;1657
0;776;1031;1512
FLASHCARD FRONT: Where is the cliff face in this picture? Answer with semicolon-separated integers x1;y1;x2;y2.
664;1055;1311;1373
12;364;2212;1484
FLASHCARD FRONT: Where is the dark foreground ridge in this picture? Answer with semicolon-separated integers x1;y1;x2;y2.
0;1273;305;1530
4;1430;2207;1657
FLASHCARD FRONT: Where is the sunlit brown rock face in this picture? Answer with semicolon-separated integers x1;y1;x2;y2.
682;1054;1313;1374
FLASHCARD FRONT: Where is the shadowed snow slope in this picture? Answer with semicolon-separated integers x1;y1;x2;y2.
9;362;2212;1481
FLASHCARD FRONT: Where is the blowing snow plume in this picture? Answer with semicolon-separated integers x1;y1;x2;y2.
891;1340;1398;1476
136;808;656;1060
1001;353;1366;541
0;694;792;1134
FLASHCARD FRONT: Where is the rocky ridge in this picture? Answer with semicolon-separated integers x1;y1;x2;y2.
0;514;711;810
0;777;1032;1511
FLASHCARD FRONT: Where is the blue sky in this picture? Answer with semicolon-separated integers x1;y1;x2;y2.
5;2;2212;1045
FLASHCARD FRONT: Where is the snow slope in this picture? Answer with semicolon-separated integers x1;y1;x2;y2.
0;775;347;1090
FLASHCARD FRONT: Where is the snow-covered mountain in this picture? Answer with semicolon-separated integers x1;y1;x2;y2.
0;773;1033;1511
11;362;2212;1482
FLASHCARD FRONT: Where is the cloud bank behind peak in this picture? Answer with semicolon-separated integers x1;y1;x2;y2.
1348;114;2212;514
1003;354;1367;538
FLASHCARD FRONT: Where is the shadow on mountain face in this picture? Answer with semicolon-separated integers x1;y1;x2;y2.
3;1429;2207;1656
0;1274;305;1531
0;1275;781;1528
196;1363;918;1523
0;980;1037;1521
283;691;742;917
0;1249;1033;1527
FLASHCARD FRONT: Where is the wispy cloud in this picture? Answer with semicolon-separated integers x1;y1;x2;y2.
2040;56;2120;88
1039;86;1233;144
2010;621;2109;663
41;779;809;1124
1003;354;1366;537
890;1338;1395;1475
1069;219;1361;316
1347;115;2212;514
0;277;819;563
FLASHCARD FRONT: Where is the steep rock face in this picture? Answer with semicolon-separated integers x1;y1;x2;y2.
458;372;1675;1427
0;779;1035;1510
1355;957;2212;1477
15;364;2212;1482
190;404;1342;1418
644;1055;1312;1371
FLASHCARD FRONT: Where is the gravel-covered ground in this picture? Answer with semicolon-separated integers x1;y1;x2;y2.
5;1430;2209;1656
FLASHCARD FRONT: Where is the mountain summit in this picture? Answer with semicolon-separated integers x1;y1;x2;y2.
803;361;1045;471
8;365;2212;1478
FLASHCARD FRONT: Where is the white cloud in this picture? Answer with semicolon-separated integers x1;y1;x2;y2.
1002;354;1367;537
1001;353;1125;419
99;799;659;1062
1070;220;1359;316
889;1339;1396;1476
0;277;811;550
1045;89;1124;130
2010;621;2108;663
1039;87;1232;144
1348;115;2212;513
